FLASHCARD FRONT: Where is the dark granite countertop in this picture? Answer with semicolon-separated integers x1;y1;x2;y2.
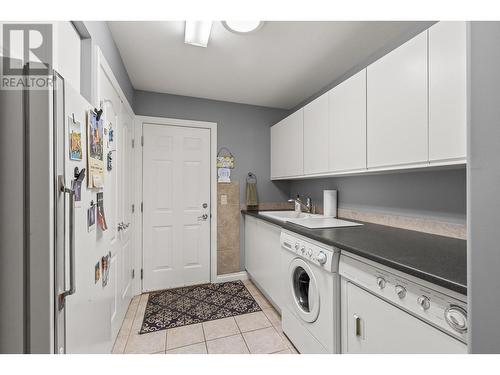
242;210;467;295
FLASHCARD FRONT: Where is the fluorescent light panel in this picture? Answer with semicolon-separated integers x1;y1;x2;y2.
184;21;212;47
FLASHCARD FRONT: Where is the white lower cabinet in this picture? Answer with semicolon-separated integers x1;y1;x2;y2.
341;281;466;353
244;216;282;309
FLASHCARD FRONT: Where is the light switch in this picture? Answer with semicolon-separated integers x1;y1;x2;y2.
221;195;228;205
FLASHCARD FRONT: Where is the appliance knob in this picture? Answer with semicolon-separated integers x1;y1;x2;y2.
395;285;407;299
294;243;300;251
444;305;467;333
417;295;431;311
376;277;386;289
300;246;305;254
316;251;327;265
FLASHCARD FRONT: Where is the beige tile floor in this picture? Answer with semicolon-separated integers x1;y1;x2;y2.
112;279;298;354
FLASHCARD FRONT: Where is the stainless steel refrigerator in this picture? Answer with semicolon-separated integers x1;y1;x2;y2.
0;60;113;354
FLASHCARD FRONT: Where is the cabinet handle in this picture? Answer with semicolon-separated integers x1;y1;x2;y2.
354;314;362;337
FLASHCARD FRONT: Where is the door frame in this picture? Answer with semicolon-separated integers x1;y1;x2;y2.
94;47;138;322
134;115;218;291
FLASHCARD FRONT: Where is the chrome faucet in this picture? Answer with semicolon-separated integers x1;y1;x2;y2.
288;195;312;213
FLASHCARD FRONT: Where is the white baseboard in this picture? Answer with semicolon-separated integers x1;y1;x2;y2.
214;271;249;283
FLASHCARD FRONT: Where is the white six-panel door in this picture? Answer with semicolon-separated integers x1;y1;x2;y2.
143;124;211;292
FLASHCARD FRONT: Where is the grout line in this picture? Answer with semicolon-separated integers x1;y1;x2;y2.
234;314;251;354
123;295;148;352
115;296;141;354
164;326;168;354
200;322;209;354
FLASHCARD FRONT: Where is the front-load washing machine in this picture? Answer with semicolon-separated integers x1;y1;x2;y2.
280;230;341;354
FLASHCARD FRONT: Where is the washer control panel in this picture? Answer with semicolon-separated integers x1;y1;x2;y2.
339;254;467;343
280;231;339;273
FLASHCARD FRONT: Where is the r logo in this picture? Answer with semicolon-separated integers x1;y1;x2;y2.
2;24;52;75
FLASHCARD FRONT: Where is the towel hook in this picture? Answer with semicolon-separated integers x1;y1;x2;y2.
246;172;257;183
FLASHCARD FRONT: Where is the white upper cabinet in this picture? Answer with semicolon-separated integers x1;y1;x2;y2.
367;31;428;168
270;109;304;178
304;92;329;174
429;22;467;163
329;69;367;172
270;22;467;181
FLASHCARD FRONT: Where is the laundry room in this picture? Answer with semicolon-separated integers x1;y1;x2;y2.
1;1;500;374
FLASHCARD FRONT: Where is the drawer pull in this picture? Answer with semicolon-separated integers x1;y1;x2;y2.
354;314;362;337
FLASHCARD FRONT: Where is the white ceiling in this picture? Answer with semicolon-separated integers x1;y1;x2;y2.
109;21;430;109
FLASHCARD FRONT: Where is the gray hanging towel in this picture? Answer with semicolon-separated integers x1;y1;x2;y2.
246;173;258;207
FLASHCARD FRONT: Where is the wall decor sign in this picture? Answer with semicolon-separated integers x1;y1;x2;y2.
217;167;231;183
216;147;235;169
87;110;104;188
68;115;82;161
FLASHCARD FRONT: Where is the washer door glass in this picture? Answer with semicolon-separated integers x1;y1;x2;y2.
289;258;320;322
293;266;311;312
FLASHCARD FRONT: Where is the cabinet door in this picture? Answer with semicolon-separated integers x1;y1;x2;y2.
270;120;285;178
329;70;367;172
244;216;257;277
429;21;467;162
304;93;329;174
367;32;428;168
257;220;282;307
270;110;304;178
343;282;466;354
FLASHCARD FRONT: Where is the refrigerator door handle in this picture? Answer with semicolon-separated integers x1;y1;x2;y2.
58;175;76;310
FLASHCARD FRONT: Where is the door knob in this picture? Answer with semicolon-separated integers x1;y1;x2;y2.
198;214;208;221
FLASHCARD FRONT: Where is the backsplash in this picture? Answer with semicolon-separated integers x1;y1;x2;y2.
337;208;466;239
288;168;466;237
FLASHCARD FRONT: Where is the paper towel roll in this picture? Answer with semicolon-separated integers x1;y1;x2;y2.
323;190;337;218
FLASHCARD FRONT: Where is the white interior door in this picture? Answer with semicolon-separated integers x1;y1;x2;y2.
119;111;134;306
143;123;211;292
97;58;133;340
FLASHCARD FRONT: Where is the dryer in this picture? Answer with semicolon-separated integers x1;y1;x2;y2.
280;230;341;354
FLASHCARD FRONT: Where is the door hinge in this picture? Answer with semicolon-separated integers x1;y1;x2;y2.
140;269;143;280
131;204;135;213
141;135;144;147
132;269;135;279
132;139;135;148
141;202;143;212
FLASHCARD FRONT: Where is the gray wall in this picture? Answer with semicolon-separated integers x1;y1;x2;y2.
134;90;290;204
134;90;290;271
290;168;466;224
468;21;500;353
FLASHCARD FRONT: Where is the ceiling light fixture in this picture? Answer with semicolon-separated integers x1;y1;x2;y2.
222;21;264;34
184;21;213;47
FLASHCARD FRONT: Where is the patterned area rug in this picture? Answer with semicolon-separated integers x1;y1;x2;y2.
140;281;261;334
